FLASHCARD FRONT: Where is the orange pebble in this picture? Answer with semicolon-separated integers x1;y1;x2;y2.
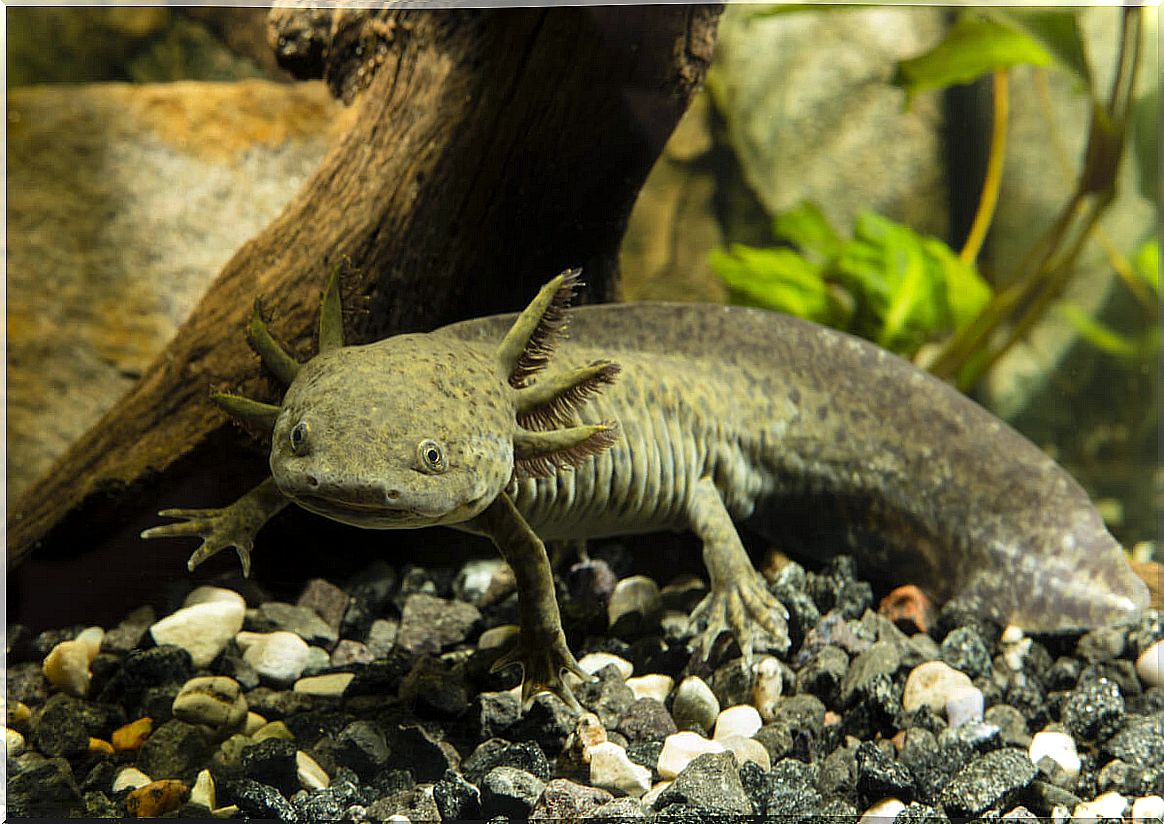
112;717;154;752
879;584;935;634
88;737;114;755
125;779;188;818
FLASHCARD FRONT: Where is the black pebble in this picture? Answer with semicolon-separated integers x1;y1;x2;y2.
240;737;300;796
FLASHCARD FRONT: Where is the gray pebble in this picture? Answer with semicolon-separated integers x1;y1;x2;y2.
479;766;545;819
939;747;1037;818
653;751;752;814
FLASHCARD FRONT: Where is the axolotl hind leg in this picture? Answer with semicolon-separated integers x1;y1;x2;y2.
686;477;790;660
141;477;289;577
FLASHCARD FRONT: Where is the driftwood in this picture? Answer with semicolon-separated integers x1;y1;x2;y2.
8;7;721;569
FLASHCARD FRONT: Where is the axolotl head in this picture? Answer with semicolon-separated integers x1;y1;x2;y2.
266;269;619;530
271;336;517;528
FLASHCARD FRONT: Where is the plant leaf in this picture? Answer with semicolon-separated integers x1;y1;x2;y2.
1058;303;1139;359
710;245;838;324
1131;85;1159;203
983;9;1093;88
1133;237;1159;296
893;16;1055;97
772;201;844;263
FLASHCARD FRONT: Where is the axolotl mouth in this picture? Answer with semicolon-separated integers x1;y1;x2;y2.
289;491;487;529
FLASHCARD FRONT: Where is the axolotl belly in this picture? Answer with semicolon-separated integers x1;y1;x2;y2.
439;301;1147;633
147;272;1148;707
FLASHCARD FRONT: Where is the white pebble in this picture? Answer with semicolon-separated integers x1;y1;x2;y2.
577;652;633;680
1029;730;1081;780
1132;795;1164;824
172;676;248;733
607;575;662;627
627;673;673;703
190;769;216;809
112;766;153;793
588;740;652;797
671;675;720;733
945;685;985;728
713;704;762;741
657;731;725;780
1073;791;1128;822
43;630;102;697
297;750;330;790
902;660;973;714
1003;638;1033;672
244;712;267;736
1135;639;1163;688
477;624;519;651
1001;625;1025;644
185;586;246;609
751;656;783;721
859;797;906;824
293;672;354;696
236;630;311;684
641;780;673;809
151;599;245;668
6;728;25;757
719;734;771;771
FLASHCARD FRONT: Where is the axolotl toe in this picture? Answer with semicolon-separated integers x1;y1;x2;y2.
146;270;1149;708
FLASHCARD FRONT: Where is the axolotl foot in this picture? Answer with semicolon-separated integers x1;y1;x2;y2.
688;569;791;661
491;629;592;712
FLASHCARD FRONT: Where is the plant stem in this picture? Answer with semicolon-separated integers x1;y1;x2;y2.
960;70;1009;264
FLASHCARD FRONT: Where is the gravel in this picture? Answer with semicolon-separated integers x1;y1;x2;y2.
7;553;1161;821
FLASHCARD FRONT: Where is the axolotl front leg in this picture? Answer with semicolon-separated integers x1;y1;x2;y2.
142;477;289;577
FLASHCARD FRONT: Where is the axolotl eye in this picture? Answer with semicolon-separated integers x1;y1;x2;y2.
417;439;447;474
289;421;311;455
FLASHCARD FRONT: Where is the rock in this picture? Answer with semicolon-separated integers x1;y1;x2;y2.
672;675;720;734
1029;730;1081;780
574;664;635;730
112;717;154;752
257;601;340;648
7;661;50;706
658;731;726;780
7;699;32;732
1135;640;1163;688
32;693;101;757
798;645;848;706
713;704;763;741
293;672;354;696
113;765;154;793
1073;790;1128;822
627;673;674;703
330;639;374;667
508;692;579;756
479;766;545;819
293;779;361;820
253;720;294;742
237;630;311;685
42;627;104;697
103;606;155;654
841;641;902;706
136;720;213;780
860;797;906;823
462;737;551;784
7;81;344;499
945;685;985;728
1132;794;1164;824
190;769;215;809
608;575;663;634
454;558;511;607
577;652;634;680
985;704;1030;748
7;727;26;757
398;654;471;717
617;697;677;743
385;723;459;783
1102;713;1164;769
718;734;771;772
592;796;648;819
396;593;481;655
241;737;299;796
655;751;752;814
229;777;300;821
296;578;350;636
903;661;974;715
334;720;390;780
150;600;243;669
8;753;81;816
296;750;330;790
365;619;399;659
434;770;481;820
104;645;195;714
1062;677;1125;742
939;747;1037;818
171;676;247;735
855;740;914;805
125;779;188;817
531;777;614;819
941;627;992;679
588;741;652;797
471;690;522;740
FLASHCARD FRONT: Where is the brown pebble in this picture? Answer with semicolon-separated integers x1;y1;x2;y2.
112;717;154;752
88;737;114;755
125;779;188;817
879;584;935;634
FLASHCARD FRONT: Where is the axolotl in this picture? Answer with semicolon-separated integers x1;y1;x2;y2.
145;269;1148;707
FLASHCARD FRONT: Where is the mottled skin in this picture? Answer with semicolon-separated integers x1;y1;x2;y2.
145;272;1148;708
